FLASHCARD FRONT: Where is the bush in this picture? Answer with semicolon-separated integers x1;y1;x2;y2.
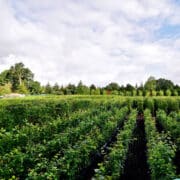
157;90;164;96
111;90;119;95
151;90;157;96
172;90;178;96
154;99;168;112
17;83;29;94
145;90;150;96
132;90;137;96
144;98;155;115
167;99;179;113
165;89;172;96
137;90;143;96
125;91;132;96
0;83;12;95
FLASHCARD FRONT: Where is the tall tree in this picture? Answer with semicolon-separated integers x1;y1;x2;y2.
0;70;9;85
45;82;52;94
156;78;174;91
90;84;96;95
125;84;135;91
76;81;90;95
65;84;76;95
28;81;42;94
144;76;156;91
52;83;60;94
90;84;96;90
105;82;119;91
7;62;34;90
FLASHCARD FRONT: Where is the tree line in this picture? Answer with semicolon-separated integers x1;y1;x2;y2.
0;62;180;96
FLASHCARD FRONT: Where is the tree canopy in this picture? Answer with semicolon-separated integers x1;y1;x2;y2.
156;78;174;91
0;64;180;96
0;62;37;94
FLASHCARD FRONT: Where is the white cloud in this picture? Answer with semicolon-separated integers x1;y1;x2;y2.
0;0;180;86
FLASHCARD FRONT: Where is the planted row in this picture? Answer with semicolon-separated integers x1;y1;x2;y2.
0;100;124;154
0;106;120;179
144;109;177;180
0;106;128;179
156;110;180;147
27;107;128;179
0;108;94;155
131;98;179;115
93;109;137;179
0;99;111;130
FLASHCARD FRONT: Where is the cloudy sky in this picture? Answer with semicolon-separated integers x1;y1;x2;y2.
0;0;180;86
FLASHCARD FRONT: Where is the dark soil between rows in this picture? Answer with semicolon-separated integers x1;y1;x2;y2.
77;117;127;180
120;114;150;180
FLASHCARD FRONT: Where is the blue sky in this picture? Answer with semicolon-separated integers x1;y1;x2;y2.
155;23;180;39
0;0;180;86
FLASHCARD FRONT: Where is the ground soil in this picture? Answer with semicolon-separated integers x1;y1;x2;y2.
120;115;150;180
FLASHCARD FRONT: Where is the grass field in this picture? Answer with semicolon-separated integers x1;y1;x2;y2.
0;96;179;179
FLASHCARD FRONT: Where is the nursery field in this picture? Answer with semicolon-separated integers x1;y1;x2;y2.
0;96;180;179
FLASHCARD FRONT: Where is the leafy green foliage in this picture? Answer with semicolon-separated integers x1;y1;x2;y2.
27;107;128;179
1;63;180;96
156;110;180;147
17;83;29;94
0;83;12;95
0;97;179;179
76;81;90;95
144;109;176;180
144;76;156;91
94;109;137;179
144;98;155;115
156;78;174;91
165;89;172;96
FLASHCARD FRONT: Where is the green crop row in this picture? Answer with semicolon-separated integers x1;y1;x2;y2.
0;105;128;179
144;109;177;180
0;105;122;179
0;107;99;155
0;99;117;131
0;97;179;179
93;109;137;179
0;97;179;129
156;110;180;147
27;107;128;179
130;98;179;115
